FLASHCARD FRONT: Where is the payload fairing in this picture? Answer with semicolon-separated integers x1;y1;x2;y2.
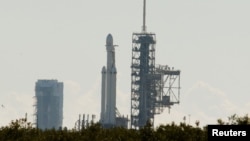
100;34;117;127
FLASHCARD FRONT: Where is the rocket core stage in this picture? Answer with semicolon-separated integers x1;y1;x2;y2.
100;34;117;127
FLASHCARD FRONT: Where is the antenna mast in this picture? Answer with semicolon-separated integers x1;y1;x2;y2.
142;0;146;32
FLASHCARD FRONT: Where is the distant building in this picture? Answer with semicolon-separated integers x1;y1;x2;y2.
35;79;63;130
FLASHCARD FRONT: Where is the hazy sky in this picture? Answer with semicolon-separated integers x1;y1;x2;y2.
0;0;250;129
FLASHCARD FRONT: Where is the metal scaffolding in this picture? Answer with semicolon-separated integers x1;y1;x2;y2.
131;32;156;129
130;32;181;129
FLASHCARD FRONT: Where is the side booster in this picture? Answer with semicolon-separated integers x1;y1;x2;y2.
100;34;117;127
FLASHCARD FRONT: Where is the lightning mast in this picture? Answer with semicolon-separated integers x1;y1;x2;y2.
130;0;181;129
142;0;146;32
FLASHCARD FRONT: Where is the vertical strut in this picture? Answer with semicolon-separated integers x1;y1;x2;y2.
142;0;146;32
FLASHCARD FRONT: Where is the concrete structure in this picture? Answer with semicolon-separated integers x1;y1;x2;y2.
100;34;117;128
35;79;63;130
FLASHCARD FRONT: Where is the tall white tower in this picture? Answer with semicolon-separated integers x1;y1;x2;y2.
100;34;117;127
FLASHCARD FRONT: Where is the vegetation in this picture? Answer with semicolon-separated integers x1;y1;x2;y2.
0;114;249;141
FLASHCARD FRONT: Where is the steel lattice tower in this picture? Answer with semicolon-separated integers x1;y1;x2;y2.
131;33;156;128
130;0;181;129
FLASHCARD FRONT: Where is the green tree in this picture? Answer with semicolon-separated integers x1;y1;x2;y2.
217;114;250;125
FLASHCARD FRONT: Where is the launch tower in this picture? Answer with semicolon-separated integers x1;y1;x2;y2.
131;0;181;129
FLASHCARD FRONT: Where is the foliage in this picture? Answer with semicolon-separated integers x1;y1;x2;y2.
217;113;250;125
0;114;249;141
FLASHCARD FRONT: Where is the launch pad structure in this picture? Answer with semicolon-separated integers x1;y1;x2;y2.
98;0;180;129
130;0;181;129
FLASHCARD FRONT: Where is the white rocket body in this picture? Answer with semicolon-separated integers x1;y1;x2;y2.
101;34;117;126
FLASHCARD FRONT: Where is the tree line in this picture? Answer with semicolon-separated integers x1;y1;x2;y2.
0;114;249;141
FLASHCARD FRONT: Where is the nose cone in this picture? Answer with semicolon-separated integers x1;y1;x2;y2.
102;66;106;73
106;34;113;46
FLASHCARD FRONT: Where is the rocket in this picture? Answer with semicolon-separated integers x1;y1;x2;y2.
100;34;117;126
